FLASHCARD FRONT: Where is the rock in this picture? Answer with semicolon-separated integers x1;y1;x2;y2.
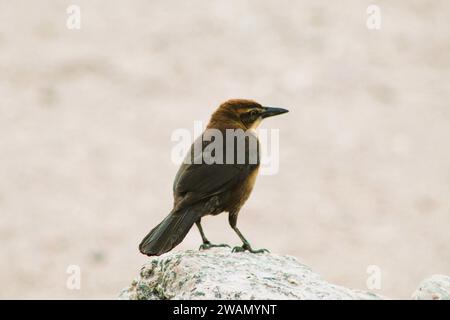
119;248;383;300
412;275;450;300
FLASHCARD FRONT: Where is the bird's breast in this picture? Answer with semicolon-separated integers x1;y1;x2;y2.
223;164;260;214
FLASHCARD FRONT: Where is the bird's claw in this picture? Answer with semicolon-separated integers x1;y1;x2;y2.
232;243;270;254
199;242;230;251
231;246;246;253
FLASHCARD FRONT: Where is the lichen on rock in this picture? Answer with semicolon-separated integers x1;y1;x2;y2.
412;275;450;300
119;248;384;300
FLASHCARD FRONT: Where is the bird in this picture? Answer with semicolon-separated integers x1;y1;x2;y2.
139;99;289;256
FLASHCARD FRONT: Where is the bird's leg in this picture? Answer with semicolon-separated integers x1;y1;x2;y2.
229;213;269;254
196;220;230;250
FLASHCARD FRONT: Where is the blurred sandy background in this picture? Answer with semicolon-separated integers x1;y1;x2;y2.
0;0;449;299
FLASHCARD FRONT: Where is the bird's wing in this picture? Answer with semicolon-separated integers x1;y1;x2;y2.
173;137;252;199
172;134;258;209
174;162;246;196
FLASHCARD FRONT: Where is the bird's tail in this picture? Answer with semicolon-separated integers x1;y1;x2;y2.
139;207;200;256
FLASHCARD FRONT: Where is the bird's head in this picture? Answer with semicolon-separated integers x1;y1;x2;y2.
209;99;289;130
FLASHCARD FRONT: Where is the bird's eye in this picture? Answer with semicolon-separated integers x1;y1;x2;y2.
249;110;258;117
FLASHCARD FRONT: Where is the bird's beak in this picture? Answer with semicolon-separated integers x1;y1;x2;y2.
261;106;289;119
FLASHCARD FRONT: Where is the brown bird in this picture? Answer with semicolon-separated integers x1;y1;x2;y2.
139;99;288;256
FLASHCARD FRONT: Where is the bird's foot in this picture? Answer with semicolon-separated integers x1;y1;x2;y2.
232;243;270;254
199;241;230;251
